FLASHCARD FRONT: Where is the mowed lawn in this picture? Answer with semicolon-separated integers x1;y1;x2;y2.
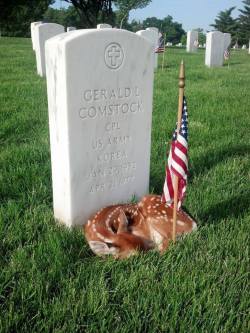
0;37;249;332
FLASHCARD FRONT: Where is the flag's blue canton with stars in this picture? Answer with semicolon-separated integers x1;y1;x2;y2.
162;96;188;209
179;97;188;140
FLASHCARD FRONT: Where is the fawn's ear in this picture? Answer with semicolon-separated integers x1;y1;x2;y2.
89;241;118;256
117;210;129;234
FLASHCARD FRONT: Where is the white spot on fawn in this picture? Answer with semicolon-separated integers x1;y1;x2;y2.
177;220;185;226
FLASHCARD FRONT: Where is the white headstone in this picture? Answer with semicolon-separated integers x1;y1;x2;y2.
67;27;76;32
97;24;112;29
31;21;43;51
242;44;247;49
45;29;154;227
223;33;231;52
166;42;172;47
205;31;224;67
35;23;64;77
187;30;198;52
177;43;182;47
136;28;158;69
146;27;159;69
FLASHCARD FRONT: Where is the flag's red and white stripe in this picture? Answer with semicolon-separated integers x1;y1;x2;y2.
162;97;188;209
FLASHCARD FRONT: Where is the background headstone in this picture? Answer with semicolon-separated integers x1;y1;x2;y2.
186;30;198;52
205;31;224;67
97;24;112;29
31;21;43;51
146;27;159;69
242;44;246;49
136;28;158;69
45;29;154;227
223;33;231;52
67;27;76;32
35;23;64;77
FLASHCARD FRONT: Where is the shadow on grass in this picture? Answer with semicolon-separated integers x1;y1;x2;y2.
198;191;250;225
189;144;249;180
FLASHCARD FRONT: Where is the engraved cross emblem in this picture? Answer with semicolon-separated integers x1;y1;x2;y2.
105;43;124;70
108;45;121;67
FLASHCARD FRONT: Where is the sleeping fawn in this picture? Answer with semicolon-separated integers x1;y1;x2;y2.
84;195;197;258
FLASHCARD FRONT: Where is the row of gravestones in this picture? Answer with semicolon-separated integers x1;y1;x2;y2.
31;22;247;79
187;30;232;67
31;22;160;77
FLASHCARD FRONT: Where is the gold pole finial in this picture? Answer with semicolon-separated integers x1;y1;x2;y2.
179;60;185;89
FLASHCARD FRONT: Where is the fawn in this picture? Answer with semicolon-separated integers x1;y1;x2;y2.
84;195;197;258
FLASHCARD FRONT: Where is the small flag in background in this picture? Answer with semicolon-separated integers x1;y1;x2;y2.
155;34;165;53
162;97;188;209
224;49;230;60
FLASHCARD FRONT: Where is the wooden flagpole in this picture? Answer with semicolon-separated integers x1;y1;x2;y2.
161;33;166;71
172;61;185;242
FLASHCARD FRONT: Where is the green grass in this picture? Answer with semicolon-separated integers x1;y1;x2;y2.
0;38;249;332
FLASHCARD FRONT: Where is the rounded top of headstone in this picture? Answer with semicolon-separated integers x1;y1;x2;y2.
46;28;154;50
208;30;224;36
136;29;157;41
97;24;112;29
31;21;43;26
146;27;159;33
38;22;65;33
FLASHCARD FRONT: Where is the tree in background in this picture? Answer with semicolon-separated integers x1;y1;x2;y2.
62;0;114;28
130;16;185;44
238;0;250;44
210;7;239;44
114;0;151;28
44;6;81;27
0;0;54;36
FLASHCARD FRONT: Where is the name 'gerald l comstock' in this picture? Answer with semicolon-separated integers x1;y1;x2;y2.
79;86;143;120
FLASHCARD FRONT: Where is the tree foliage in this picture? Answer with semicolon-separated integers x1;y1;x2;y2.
138;16;185;44
62;0;114;27
211;7;238;33
0;0;54;37
43;6;81;28
210;6;240;43
113;0;151;28
238;0;250;44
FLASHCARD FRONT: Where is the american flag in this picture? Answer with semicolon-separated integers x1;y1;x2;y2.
162;97;188;209
224;49;230;60
155;34;165;53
